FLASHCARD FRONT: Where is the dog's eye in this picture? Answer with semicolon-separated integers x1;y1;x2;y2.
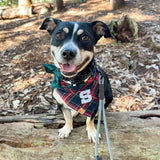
56;32;64;40
81;35;89;41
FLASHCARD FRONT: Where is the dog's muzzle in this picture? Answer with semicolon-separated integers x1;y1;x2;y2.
61;49;76;61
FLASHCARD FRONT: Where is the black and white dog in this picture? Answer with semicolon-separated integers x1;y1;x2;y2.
40;17;113;143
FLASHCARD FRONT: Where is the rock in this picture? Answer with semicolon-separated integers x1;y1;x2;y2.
0;111;160;159
30;68;35;77
0;6;32;20
0;97;5;106
27;105;34;112
120;55;130;68
23;95;30;101
40;81;45;85
151;34;160;51
0;111;8;116
12;100;20;109
23;89;29;95
39;95;50;106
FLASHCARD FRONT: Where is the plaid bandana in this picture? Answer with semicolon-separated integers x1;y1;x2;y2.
58;73;99;117
43;63;99;117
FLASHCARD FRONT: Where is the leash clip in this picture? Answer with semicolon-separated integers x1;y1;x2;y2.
98;74;105;100
98;74;104;84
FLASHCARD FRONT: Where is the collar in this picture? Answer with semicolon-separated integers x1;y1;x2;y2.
43;58;96;88
57;71;99;117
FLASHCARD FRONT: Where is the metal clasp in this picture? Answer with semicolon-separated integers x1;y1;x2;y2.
98;74;104;100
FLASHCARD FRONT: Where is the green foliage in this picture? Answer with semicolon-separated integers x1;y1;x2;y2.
0;0;52;7
72;0;87;4
33;0;53;3
0;0;18;7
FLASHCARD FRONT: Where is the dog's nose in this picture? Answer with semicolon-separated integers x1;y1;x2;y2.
61;49;76;60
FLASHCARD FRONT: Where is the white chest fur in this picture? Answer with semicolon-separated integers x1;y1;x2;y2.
53;88;79;117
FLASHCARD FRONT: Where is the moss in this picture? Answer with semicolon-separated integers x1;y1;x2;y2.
108;20;118;37
108;15;139;42
117;15;138;38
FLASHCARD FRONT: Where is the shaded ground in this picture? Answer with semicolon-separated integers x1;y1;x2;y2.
0;0;160;116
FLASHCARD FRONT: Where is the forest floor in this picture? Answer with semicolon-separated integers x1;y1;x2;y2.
0;0;160;116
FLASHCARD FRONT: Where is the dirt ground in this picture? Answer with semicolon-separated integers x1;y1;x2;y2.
0;0;160;116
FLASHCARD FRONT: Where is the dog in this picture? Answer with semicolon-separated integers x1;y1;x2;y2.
40;17;113;143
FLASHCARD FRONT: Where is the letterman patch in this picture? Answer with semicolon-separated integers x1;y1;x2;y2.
80;89;92;104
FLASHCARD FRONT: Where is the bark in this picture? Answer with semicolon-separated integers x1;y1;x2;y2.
54;0;64;11
110;0;124;10
18;0;32;8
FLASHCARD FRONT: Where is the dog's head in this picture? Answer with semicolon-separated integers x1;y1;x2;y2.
40;17;114;77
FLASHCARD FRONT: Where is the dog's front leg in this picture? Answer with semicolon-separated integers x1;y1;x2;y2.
86;117;101;143
58;107;73;138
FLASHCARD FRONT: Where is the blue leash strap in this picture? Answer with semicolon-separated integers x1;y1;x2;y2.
95;74;113;160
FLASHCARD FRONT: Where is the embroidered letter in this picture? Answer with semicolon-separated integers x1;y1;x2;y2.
80;89;92;104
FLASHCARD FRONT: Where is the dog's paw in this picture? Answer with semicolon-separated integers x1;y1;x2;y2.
87;127;101;143
58;125;73;138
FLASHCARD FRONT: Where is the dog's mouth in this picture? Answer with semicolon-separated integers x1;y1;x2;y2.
60;64;77;73
59;57;90;76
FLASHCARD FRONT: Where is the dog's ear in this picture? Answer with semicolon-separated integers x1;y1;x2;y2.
91;21;115;43
40;17;61;35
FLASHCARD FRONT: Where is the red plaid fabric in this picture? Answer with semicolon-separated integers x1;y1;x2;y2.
57;73;99;117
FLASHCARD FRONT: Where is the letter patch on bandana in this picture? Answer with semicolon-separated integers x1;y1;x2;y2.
80;89;92;104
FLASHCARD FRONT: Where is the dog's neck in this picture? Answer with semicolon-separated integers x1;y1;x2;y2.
60;58;96;84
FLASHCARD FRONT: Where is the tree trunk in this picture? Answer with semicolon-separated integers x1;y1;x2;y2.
18;0;33;15
54;0;64;11
110;0;124;10
18;0;32;8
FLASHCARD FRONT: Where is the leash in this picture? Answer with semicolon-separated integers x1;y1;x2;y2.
95;74;113;160
43;63;113;159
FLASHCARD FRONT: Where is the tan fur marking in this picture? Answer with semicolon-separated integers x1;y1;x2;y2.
46;19;56;31
77;50;94;73
63;27;69;34
93;22;105;36
77;29;84;35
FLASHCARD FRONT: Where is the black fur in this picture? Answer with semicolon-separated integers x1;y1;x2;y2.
40;17;113;142
40;18;115;52
40;17;113;117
